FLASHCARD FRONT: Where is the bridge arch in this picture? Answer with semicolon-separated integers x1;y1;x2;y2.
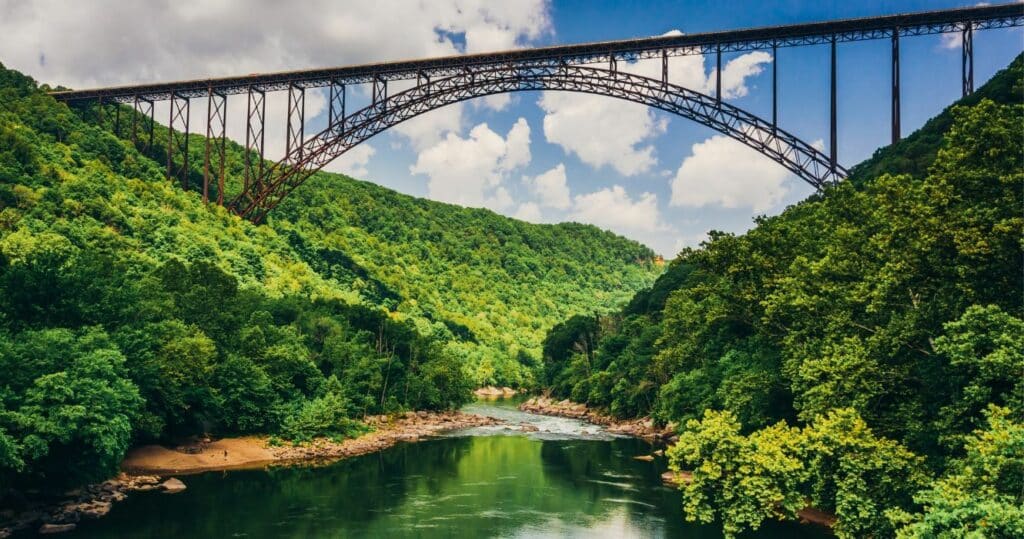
233;65;847;222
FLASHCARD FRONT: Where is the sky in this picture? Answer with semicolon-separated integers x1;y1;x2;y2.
0;0;1021;256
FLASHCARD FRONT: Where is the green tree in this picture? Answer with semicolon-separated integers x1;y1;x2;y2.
892;406;1024;538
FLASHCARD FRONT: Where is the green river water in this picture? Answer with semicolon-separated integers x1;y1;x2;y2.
69;398;828;538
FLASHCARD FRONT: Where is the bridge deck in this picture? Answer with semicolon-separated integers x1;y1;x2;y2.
49;3;1023;103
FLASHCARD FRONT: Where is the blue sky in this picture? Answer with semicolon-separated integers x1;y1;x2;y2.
1;0;1021;255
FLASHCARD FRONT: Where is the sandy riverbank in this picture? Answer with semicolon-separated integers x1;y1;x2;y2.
123;411;501;475
1;411;501;536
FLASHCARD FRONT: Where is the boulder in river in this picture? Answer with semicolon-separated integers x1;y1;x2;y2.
160;478;187;494
38;523;76;534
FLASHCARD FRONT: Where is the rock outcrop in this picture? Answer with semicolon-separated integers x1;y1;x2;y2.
518;396;677;442
473;386;517;398
270;411;501;463
1;475;161;537
159;478;187;494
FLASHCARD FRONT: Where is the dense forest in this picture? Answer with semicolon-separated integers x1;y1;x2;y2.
541;55;1024;538
0;63;658;490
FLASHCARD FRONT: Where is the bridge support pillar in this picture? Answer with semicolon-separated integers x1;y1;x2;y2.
244;86;266;197
829;36;838;172
329;80;346;134
372;76;387;111
203;88;227;205
286;83;305;164
132;96;154;153
962;24;974;96
167;93;190;189
661;50;668;89
715;45;722;104
113;102;121;138
891;28;901;144
772;43;778;134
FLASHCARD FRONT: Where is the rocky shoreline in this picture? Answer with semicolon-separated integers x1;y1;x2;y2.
0;475;175;537
268;411;501;464
518;396;677;442
472;386;518;398
1;411;501;536
517;397;837;529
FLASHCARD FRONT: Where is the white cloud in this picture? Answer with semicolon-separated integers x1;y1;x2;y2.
616;32;772;98
539;93;667;176
409;118;531;211
0;1;550;89
569;185;668;236
718;51;773;99
324;143;375;178
672;230;711;252
940;32;963;50
0;0;551;169
669;135;792;213
392;102;468;152
514;202;543;223
524;163;571;209
537;31;772;177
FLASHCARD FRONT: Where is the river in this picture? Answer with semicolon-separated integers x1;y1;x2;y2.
70;397;828;538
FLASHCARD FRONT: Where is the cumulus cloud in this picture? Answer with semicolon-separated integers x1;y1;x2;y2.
537;30;772;177
539;93;666;176
410;118;531;211
0;1;551;167
939;32;964;50
672;230;711;252
392;103;468;152
523;163;571;209
569;185;668;236
0;1;550;88
669;135;793;213
324;143;376;178
513;202;543;222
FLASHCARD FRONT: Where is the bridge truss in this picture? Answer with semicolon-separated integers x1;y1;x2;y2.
49;3;1024;222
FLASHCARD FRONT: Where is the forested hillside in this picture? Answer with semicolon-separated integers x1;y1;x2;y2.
0;63;657;490
273;176;658;385
541;55;1024;537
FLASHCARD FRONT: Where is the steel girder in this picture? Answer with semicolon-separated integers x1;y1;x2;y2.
167;93;190;189
242;86;267;204
203;89;228;204
231;65;845;223
131;96;155;153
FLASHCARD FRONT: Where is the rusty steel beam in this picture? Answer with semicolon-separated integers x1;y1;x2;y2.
829;36;838;173
963;24;975;96
328;80;345;134
892;29;901;144
243;86;266;197
203;88;227;205
131;96;155;153
286;83;306;164
167;93;190;189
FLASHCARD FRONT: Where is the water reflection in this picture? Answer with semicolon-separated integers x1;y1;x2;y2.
71;399;828;538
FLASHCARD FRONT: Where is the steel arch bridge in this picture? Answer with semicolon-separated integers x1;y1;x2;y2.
50;3;1024;223
236;65;842;222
